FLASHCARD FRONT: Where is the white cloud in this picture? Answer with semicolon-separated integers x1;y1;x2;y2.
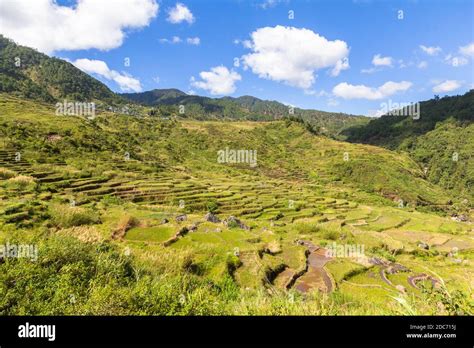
361;67;377;74
241;26;349;89
419;45;442;56
332;81;412;100
167;3;194;24
191;65;241;95
159;36;200;45
258;0;287;9
362;54;393;73
0;0;158;54
432;80;461;93
330;58;350;77
372;54;393;67
417;61;428;69
72;58;142;92
459;42;474;57
186;37;200;45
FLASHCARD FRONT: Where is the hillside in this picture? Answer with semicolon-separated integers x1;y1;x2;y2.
1;94;472;315
0;35;123;104
121;89;370;137
343;91;474;200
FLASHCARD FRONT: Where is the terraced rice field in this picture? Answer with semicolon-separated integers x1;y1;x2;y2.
2;146;472;311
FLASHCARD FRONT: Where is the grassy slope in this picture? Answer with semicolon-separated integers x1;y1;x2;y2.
342;91;474;200
0;95;472;315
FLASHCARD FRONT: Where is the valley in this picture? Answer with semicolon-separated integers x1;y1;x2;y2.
1;93;472;315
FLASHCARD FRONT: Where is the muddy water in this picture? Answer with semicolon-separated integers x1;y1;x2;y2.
294;246;333;293
274;240;333;293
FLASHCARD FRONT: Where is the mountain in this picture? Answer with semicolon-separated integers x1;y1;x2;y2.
0;35;368;138
121;89;370;137
342;91;474;200
0;35;123;104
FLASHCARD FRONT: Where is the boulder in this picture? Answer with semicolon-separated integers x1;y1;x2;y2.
395;285;406;293
223;216;249;230
418;242;429;250
175;214;187;223
204;212;220;223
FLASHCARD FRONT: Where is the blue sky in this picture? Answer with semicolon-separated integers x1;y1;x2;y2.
1;0;473;115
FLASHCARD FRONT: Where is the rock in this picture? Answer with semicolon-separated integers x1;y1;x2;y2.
204;212;220;223
418;242;429;250
265;241;282;255
215;228;222;232
177;226;189;236
368;257;385;266
161;218;169;224
396;285;406;293
388;263;409;274
188;224;198;232
451;214;468;222
223;216;249;230
175;214;187;223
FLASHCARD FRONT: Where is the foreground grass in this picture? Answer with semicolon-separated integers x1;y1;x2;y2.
0;230;471;315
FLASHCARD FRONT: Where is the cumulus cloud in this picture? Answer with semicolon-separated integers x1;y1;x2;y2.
241;26;349;89
419;45;442;56
0;0;158;54
361;54;393;73
332;81;412;100
372;54;393;67
191;66;241;95
459;42;474;57
330;58;350;77
72;58;142;92
167;3;194;24
432;80;461;93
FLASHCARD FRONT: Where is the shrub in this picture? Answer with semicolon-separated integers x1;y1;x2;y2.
50;204;100;228
206;200;219;213
295;223;320;234
6;175;36;190
0;167;16;179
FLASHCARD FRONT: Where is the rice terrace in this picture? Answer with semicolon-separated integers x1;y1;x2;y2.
0;0;473;320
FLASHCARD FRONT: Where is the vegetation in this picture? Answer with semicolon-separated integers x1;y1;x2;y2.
343;90;474;201
0;38;472;315
121;88;370;138
0;35;123;104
